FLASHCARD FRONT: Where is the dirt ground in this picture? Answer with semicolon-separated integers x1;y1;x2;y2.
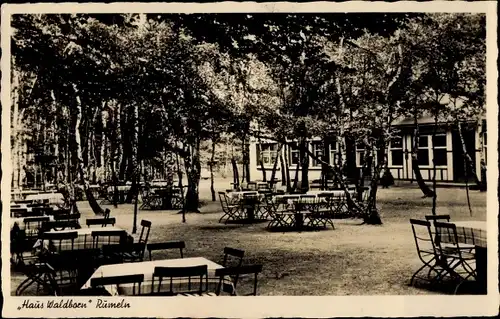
10;178;487;295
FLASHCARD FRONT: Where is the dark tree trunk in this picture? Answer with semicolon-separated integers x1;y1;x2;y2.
183;139;202;216
231;157;239;188
284;144;291;192
210;137;216;202
280;154;286;187
412;116;435;197
431;115;439;216
257;138;267;182
457;122;480;185
72;85;104;215
270;144;283;189
300;139;309;192
364;142;385;225
292;162;300;192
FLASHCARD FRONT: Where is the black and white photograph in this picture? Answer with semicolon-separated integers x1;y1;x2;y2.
1;2;498;318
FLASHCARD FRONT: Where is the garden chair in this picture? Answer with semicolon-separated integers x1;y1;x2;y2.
40;231;79;287
24;216;50;241
33;206;54;216
222;247;245;268
91;274;145;296
121;220;151;262
53;212;81;221
409;219;450;287
433;221;477;294
214;264;263;296
147;241;186;261
218;192;243;224
16;262;60;296
171;187;185;209
151;265;208;296
91;230;127;249
41;220;81;232
11;208;29;218
256;193;275;220
86;217;116;228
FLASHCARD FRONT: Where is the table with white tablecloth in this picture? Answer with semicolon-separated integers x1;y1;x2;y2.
34;226;127;251
25;193;65;205
81;257;227;295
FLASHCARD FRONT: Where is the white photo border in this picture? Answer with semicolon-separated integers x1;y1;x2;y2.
1;1;498;318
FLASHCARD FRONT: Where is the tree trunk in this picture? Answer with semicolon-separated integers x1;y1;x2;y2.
412;116;435;197
292;162;300;192
431;115;439;216
183;139;202;216
364;142;384;225
231;157;239;188
270;144;284;189
280;154;286;187
284;144;291;192
210;137;216;201
11;64;20;189
130;102;140;231
72;84;104;215
257;136;267;182
300;139;309;192
457;122;480;185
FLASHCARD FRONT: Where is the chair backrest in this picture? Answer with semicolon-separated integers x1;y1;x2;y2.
138;220;152;244
11;208;29;218
42;220;81;232
409;219;436;259
152;265;208;295
33;206;54;216
91;230;126;248
215;264;263;296
147;241;186;261
223;247;245;268
425;215;451;222
54;213;81;221
433;221;463;254
91;274;144;296
86;217;116;227
41;231;78;253
218;192;231;212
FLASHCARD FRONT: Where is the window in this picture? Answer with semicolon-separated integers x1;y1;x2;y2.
259;143;278;166
329;141;339;166
289;143;300;166
432;134;447;166
390;136;403;166
418;135;430;166
311;141;324;167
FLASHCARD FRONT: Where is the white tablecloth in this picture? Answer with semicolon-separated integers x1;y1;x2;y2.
81;257;224;295
451;221;487;248
26;193;64;205
35;226;126;250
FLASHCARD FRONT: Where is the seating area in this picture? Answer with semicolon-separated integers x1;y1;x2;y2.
219;184;358;231
10;187;263;297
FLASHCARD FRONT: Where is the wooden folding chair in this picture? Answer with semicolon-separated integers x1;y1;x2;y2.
86;217;116;227
91;274;144;296
151;265;208;296
218;192;243;224
434;221;477;294
214;264;263;296
15;263;60;296
24;216;50;241
222;247;244;268
147;241;186;261
409;219;450;287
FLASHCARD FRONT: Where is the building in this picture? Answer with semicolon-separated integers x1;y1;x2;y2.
249;116;487;184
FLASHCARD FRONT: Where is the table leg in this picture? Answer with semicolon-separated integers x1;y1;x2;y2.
475;246;487;293
295;213;303;230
